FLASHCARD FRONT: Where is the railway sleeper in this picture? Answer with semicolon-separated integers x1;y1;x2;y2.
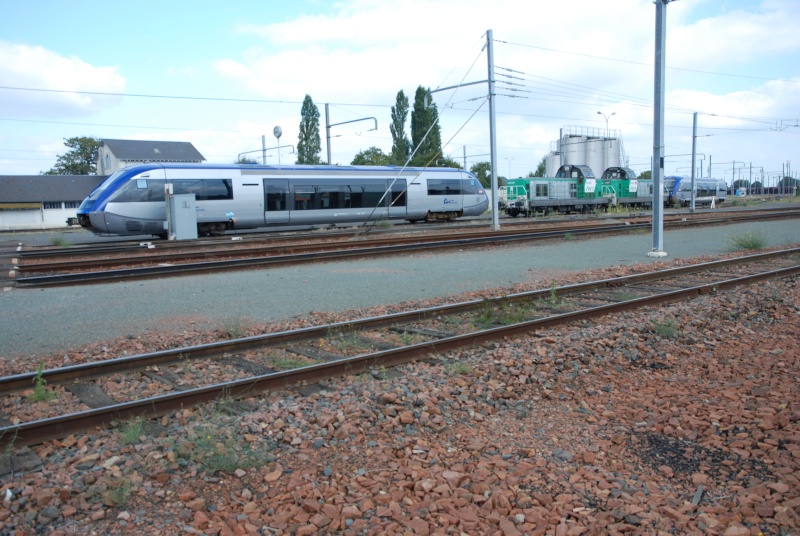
66;383;118;409
222;356;277;376
285;346;344;362
143;369;196;392
389;326;456;339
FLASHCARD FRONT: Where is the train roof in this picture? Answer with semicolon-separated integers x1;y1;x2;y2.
112;162;468;173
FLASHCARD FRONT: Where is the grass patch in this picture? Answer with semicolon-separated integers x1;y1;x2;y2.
117;417;145;445
564;232;574;241
176;423;273;474
446;361;471;375
48;235;70;247
220;317;253;339
327;329;364;353
105;477;133;507
264;354;313;369
651;319;679;340
27;363;56;403
375;219;393;228
724;230;768;252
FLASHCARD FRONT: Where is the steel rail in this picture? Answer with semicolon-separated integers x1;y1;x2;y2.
19;207;800;262
13;223;655;286
15;211;800;286
1;258;797;448
2;247;798;394
16;221;629;274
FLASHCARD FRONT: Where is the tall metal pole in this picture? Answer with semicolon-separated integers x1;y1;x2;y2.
487;29;499;230
325;103;331;165
649;0;670;257
690;112;697;212
262;135;266;165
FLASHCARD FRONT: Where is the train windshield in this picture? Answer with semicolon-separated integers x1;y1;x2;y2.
84;170;127;201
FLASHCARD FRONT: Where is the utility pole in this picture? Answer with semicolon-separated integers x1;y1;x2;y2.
487;29;499;230
649;0;672;258
690;112;697;212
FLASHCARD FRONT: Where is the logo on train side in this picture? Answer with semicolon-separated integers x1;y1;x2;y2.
443;198;458;205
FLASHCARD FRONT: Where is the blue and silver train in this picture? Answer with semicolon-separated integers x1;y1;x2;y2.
663;175;728;207
77;163;489;237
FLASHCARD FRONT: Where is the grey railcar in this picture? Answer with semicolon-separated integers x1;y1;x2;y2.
77;163;489;237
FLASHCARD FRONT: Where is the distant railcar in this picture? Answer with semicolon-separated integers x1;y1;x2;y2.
76;163;489;238
504;165;653;217
663;175;728;207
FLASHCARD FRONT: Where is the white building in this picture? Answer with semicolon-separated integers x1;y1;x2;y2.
0;175;105;231
97;139;205;175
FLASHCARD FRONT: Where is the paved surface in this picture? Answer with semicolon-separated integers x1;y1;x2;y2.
1;218;798;359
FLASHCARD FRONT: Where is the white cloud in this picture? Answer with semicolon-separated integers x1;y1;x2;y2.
0;41;126;118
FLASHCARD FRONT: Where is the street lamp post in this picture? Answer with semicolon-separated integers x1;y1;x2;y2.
596;111;616;139
596;111;615;172
504;157;514;179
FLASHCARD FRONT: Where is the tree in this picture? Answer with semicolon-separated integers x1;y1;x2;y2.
235;156;258;164
532;156;547;177
470;162;492;188
351;147;393;166
437;156;462;169
638;170;652;180
409;86;443;167
390;90;411;165
296;95;322;164
43;136;100;175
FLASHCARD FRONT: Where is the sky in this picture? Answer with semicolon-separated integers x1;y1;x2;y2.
1;0;799;185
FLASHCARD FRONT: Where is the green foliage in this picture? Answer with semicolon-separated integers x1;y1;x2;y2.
296;94;322;164
651;319;678;340
118;417;145;445
48;235;70;247
470;162;492;188
177;423;273;474
28;362;56;403
351;147;393;166
390;90;411;165
42;136;100;175
221;317;252;339
410;85;443;167
437;156;462;169
235;156;258;164
532;156;547;177
725;230;768;251
446;361;471;375
105;477;133;507
637;170;652;180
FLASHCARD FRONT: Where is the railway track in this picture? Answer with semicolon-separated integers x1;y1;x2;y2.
1;247;797;449
10;208;800;287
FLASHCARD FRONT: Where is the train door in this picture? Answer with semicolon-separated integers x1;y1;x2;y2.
388;179;407;219
263;179;289;224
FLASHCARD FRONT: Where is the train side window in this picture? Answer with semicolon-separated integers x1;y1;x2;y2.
535;184;548;197
317;184;344;209
293;186;316;210
203;179;233;201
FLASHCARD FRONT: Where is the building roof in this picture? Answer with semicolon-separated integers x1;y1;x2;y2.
0;175;106;203
101;139;205;162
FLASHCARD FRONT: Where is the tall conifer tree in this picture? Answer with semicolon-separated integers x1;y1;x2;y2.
390;90;410;165
296;95;322;164
410;86;442;167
